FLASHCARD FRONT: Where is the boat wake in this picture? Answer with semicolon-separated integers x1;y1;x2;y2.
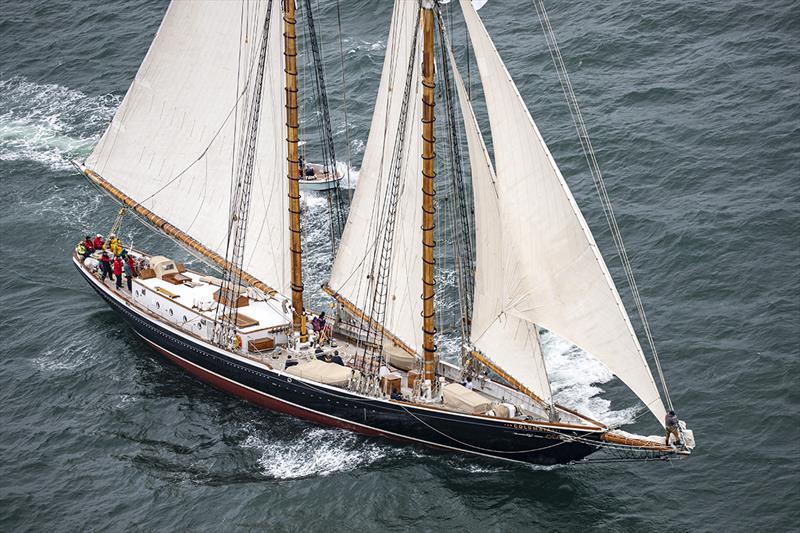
541;330;639;427
33;336;101;373
240;425;391;479
0;77;119;170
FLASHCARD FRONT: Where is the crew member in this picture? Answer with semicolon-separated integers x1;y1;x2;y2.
93;234;104;251
83;235;94;254
126;255;137;277
113;256;123;289
100;251;113;281
123;256;134;291
665;410;681;446
108;234;122;256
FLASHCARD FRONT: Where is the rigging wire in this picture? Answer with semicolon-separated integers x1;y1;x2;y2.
354;4;423;379
213;0;275;348
530;0;674;411
301;0;346;253
334;0;354;190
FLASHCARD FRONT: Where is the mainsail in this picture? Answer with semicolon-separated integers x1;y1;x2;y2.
327;1;424;354
85;0;290;296
459;0;666;423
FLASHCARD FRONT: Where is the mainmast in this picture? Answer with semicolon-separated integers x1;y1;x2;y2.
421;2;437;385
284;0;307;341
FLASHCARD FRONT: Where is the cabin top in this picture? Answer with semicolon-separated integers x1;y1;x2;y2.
134;254;290;334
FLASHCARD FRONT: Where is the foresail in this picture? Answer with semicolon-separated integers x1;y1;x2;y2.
85;0;290;296
460;0;666;423
447;46;552;404
327;0;423;354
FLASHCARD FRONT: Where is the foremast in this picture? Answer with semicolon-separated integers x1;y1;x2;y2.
420;2;438;386
284;0;307;341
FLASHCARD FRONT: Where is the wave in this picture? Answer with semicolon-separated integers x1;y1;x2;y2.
241;425;390;479
0;77;119;170
541;330;639;427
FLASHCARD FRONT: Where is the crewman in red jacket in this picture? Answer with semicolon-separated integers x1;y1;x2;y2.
100;252;113;281
93;234;104;251
113;257;123;290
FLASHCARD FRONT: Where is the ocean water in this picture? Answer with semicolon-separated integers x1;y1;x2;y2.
1;0;798;531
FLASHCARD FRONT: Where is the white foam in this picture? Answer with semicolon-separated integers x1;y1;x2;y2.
0;77;119;170
241;426;389;479
33;336;99;372
540;330;639;427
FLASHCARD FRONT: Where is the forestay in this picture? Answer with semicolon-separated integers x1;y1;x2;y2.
327;0;424;354
447;45;553;405
459;0;666;424
85;0;290;297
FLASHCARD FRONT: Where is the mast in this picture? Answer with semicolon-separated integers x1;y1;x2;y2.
421;2;437;384
284;0;307;341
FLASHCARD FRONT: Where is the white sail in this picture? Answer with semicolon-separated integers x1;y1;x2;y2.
460;0;666;423
447;46;552;404
85;0;290;296
328;0;424;353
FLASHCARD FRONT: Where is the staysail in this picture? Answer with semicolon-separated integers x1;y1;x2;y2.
459;0;666;423
327;0;424;354
85;0;290;297
446;45;553;405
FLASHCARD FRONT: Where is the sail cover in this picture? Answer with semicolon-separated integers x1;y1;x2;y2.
447;47;553;405
460;0;666;423
85;0;290;296
328;0;424;354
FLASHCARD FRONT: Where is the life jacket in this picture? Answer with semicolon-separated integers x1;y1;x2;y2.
93;237;104;249
76;243;86;255
113;259;123;276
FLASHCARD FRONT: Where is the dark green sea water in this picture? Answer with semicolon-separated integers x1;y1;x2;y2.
1;1;798;531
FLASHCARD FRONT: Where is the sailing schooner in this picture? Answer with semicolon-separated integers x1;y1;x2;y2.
71;0;694;466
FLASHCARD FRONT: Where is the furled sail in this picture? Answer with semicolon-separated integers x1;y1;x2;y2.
460;0;666;423
327;0;424;354
447;46;553;405
85;0;290;296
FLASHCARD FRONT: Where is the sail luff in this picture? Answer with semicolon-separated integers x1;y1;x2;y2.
283;0;307;339
459;0;666;424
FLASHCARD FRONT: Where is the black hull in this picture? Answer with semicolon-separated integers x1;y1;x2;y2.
75;260;602;465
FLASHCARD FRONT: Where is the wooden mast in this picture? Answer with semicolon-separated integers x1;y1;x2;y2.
421;3;437;385
284;0;307;341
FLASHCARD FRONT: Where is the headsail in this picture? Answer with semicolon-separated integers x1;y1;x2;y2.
327;0;424;354
85;0;290;296
459;0;666;423
446;45;553;405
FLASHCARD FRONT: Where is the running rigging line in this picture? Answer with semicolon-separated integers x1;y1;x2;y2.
436;6;475;342
530;0;673;410
301;0;345;251
213;0;274;348
354;5;423;378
